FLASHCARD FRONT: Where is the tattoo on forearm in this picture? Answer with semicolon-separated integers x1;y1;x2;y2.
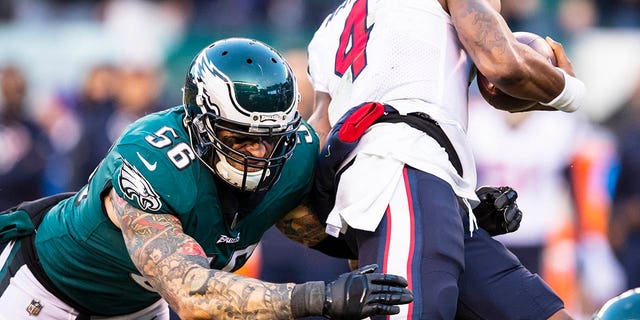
180;268;294;319
453;0;507;57
108;189;296;319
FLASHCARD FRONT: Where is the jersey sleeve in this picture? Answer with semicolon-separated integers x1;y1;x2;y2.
289;120;319;195
260;120;320;219
110;119;199;216
307;26;332;94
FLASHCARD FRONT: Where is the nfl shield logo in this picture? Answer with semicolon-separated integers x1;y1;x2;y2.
26;299;43;316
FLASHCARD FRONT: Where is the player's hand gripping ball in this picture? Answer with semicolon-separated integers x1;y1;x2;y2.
477;31;557;111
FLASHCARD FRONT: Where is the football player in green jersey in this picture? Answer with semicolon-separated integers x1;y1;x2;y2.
0;38;412;320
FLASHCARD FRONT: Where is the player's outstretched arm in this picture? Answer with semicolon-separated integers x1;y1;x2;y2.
106;188;294;319
107;189;411;319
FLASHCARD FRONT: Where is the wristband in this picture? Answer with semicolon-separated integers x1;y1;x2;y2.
291;281;325;318
540;67;586;113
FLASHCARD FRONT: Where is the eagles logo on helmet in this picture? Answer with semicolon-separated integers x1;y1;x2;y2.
182;38;302;192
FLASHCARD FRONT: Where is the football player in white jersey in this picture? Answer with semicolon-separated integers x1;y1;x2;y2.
306;0;585;319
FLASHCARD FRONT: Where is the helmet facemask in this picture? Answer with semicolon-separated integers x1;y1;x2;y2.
190;111;301;192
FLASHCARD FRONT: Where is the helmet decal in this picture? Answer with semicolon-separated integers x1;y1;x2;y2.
191;53;225;116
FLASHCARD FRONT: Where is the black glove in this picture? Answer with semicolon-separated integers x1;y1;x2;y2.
473;186;523;236
290;264;414;319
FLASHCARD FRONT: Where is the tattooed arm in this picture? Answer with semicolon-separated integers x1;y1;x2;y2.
105;188;295;320
447;0;572;111
106;189;411;319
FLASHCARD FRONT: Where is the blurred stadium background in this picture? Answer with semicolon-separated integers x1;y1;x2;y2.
0;1;639;319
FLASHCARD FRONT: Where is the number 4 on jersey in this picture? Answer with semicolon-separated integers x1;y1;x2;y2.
334;0;372;79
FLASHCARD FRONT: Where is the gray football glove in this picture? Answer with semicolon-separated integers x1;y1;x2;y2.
291;264;414;319
474;186;523;236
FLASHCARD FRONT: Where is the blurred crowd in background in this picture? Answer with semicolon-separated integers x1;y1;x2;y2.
0;0;639;319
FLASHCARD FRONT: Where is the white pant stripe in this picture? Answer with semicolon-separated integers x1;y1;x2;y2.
385;172;414;319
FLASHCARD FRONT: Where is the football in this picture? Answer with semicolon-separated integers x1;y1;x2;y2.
476;31;557;111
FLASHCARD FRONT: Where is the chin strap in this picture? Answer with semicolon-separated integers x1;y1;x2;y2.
214;152;268;191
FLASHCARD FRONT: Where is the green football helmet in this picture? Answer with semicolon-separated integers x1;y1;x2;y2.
183;37;301;192
593;288;640;320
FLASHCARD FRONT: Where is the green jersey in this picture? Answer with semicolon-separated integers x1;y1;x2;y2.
34;106;318;315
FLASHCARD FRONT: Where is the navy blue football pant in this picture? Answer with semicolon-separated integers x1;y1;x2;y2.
354;166;564;320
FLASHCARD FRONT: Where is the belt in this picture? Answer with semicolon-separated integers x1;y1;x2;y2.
376;107;464;176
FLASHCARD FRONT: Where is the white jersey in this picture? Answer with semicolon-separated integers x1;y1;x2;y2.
308;0;473;128
308;0;479;234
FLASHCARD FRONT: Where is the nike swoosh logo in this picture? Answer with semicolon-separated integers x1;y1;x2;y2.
137;152;157;171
